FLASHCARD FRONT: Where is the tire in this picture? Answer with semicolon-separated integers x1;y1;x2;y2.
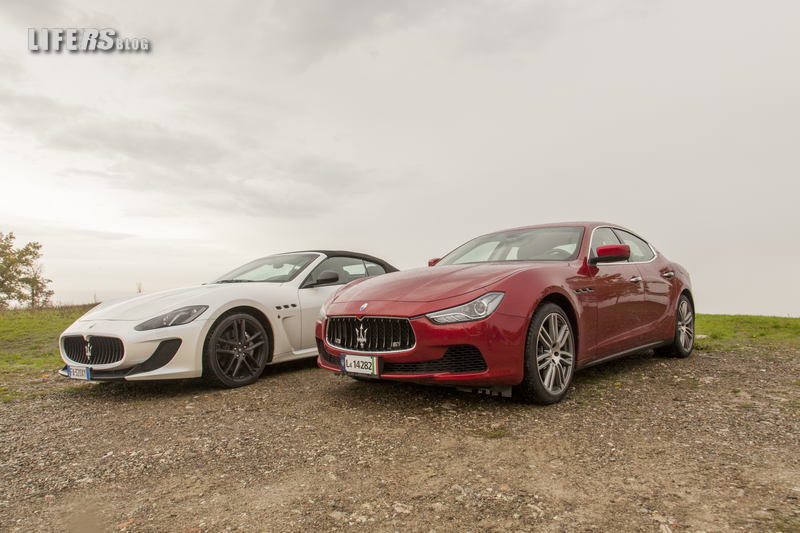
513;303;576;405
655;294;694;358
202;312;270;388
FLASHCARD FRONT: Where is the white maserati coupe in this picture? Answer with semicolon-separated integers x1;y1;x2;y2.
58;251;396;387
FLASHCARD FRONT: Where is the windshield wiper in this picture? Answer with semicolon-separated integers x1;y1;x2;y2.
215;279;257;284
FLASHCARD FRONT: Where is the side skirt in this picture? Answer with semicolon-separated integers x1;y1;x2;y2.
577;339;672;370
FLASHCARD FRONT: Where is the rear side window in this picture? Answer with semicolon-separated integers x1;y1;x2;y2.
613;229;655;262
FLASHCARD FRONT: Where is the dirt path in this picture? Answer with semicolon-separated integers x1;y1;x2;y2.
1;345;799;532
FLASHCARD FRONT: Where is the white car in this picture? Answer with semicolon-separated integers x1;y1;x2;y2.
58;251;397;387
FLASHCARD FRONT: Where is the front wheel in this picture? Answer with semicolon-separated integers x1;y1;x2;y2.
513;303;576;405
203;312;270;388
655;295;694;358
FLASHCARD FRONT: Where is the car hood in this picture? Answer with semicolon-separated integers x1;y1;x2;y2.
333;263;529;303
79;284;237;321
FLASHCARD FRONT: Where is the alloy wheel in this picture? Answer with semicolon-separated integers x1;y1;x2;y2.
677;299;694;352
214;316;267;381
536;313;575;395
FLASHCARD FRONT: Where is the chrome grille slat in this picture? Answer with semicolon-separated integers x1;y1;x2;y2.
62;336;124;365
326;316;415;353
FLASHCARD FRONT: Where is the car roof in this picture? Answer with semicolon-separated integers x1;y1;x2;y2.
468;221;644;245
286;250;399;272
493;221;614;232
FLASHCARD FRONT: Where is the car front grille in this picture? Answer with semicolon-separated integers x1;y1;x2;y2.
382;345;487;374
62;336;125;365
326;317;415;352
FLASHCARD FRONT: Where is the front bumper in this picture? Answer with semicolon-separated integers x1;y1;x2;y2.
58;318;209;381
315;313;528;387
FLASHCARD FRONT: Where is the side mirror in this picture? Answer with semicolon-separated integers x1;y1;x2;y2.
312;270;339;286
589;244;630;265
428;258;441;267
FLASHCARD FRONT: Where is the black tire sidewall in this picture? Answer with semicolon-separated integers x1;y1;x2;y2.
514;302;575;404
203;312;269;388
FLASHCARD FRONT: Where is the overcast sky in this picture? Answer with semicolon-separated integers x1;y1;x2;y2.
1;0;798;316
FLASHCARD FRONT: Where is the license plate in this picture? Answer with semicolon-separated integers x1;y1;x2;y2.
341;354;380;376
67;366;91;380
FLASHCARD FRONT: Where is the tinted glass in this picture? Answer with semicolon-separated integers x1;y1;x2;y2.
364;261;386;276
591;227;621;252
214;253;317;283
613;229;655;262
438;227;585;265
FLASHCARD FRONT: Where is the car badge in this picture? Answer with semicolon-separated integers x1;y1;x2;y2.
85;336;92;362
355;323;368;350
359;302;369;311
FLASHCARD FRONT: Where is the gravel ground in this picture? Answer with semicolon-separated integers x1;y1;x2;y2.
1;345;799;533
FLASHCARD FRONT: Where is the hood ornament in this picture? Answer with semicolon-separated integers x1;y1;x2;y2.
359;302;369;311
355;323;368;350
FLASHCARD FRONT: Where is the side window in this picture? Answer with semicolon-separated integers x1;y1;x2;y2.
307;256;368;286
364;261;386;277
613;229;655;262
591;227;620;254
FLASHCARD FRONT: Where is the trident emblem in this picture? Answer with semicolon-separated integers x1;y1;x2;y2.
355;323;368;350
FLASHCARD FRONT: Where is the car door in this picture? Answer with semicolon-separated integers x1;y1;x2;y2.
613;228;672;340
298;257;386;350
585;227;647;359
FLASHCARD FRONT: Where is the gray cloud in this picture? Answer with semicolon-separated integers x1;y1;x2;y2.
48;118;226;168
0;0;70;26
265;0;455;65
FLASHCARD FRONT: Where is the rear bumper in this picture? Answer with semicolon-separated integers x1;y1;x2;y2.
315;313;527;387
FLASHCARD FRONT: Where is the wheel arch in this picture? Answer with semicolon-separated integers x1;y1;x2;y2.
533;290;580;362
680;288;694;310
203;305;276;364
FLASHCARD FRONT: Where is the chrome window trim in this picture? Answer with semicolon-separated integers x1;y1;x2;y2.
587;226;659;265
324;316;417;354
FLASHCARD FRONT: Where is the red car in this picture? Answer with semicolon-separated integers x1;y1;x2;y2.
316;222;694;404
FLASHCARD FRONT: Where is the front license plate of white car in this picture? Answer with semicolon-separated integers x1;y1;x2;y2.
341;354;380;376
67;366;91;380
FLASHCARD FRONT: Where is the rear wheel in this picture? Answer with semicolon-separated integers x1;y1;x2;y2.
203;312;270;388
655;295;694;358
514;303;576;405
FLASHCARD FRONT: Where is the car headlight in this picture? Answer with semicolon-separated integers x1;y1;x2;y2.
134;305;209;331
426;292;504;324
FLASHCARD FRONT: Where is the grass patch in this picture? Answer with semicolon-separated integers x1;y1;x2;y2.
0;305;95;376
473;427;511;439
0;385;28;402
695;314;800;351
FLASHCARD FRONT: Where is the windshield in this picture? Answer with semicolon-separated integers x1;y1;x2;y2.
213;253;318;283
438;227;585;265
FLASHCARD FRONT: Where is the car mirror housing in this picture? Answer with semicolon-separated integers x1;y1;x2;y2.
312;270;340;286
589;244;631;265
428;257;442;267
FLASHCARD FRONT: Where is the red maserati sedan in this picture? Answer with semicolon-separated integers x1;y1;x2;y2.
316;222;694;404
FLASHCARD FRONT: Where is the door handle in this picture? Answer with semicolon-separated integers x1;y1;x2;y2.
661;271;675;278
629;276;642;283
